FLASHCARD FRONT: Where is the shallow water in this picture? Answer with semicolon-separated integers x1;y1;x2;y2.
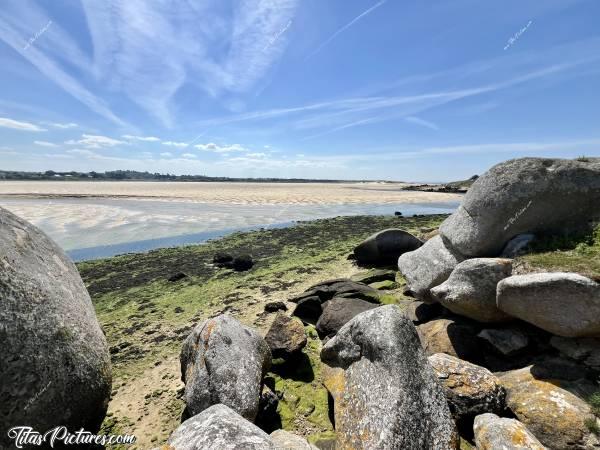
0;197;460;261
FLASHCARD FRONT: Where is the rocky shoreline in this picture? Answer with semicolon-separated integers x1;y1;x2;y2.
1;157;600;449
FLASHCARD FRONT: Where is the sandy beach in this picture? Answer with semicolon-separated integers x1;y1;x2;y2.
0;182;461;254
0;181;461;204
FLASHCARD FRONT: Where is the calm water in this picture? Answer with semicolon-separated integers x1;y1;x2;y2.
0;197;460;261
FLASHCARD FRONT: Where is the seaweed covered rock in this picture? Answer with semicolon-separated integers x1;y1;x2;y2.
265;313;307;358
180;315;271;421
473;413;546;450
439;157;600;257
166;404;275;450
290;279;381;305
430;258;513;322
353;229;422;265
497;273;600;337
499;366;600;449
428;353;506;422
398;235;466;302
0;207;111;445
321;305;459;449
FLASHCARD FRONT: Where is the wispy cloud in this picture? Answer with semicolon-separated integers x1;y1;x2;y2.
34;140;58;147
162;141;189;148
122;135;161;142
195;143;248;153
65;134;125;149
181;153;197;159
405;116;439;131
0;117;46;131
305;0;387;61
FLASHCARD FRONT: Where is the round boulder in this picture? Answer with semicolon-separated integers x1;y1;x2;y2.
497;272;600;337
0;207;111;445
353;229;423;265
430;258;513;322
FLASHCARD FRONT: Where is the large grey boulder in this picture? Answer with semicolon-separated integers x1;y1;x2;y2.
353;229;422;265
0;207;111;445
428;353;506;423
320;305;459;449
398;235;466;302
473;413;547;450
497;273;600;337
430;258;513;322
166;404;276;450
439;157;600;257
180;315;271;421
316;297;378;338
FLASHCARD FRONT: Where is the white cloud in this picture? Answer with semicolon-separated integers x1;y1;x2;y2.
44;153;72;159
34;140;58;147
160;152;173;157
65;134;125;149
182;153;197;158
195;142;247;153
162;141;189;148
44;122;78;129
247;152;267;158
122;135;161;142
0;117;46;131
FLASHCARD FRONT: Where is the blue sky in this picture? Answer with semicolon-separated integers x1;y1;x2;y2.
0;0;599;181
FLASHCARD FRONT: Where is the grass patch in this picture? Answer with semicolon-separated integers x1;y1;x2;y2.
518;223;600;279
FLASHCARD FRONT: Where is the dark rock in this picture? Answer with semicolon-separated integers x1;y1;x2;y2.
350;268;396;284
180;315;271;421
264;301;287;313
320;305;459;449
439;157;600;257
394;211;403;216
500;233;536;257
168;272;187;282
0;207;111;446
166;404;275;449
174;306;184;314
353;228;423;265
316;297;378;338
265;313;307;358
404;301;444;324
233;254;254;271
213;252;234;265
398;235;466;302
430;258;513;322
292;296;322;325
255;386;280;433
477;328;529;356
550;336;600;372
290;279;381;304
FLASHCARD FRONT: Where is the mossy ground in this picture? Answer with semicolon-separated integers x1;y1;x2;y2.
79;214;445;448
517;223;600;279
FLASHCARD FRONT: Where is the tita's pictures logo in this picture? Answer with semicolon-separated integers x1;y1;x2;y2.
7;426;136;448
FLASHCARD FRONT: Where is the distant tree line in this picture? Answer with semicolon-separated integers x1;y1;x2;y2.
0;169;367;183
